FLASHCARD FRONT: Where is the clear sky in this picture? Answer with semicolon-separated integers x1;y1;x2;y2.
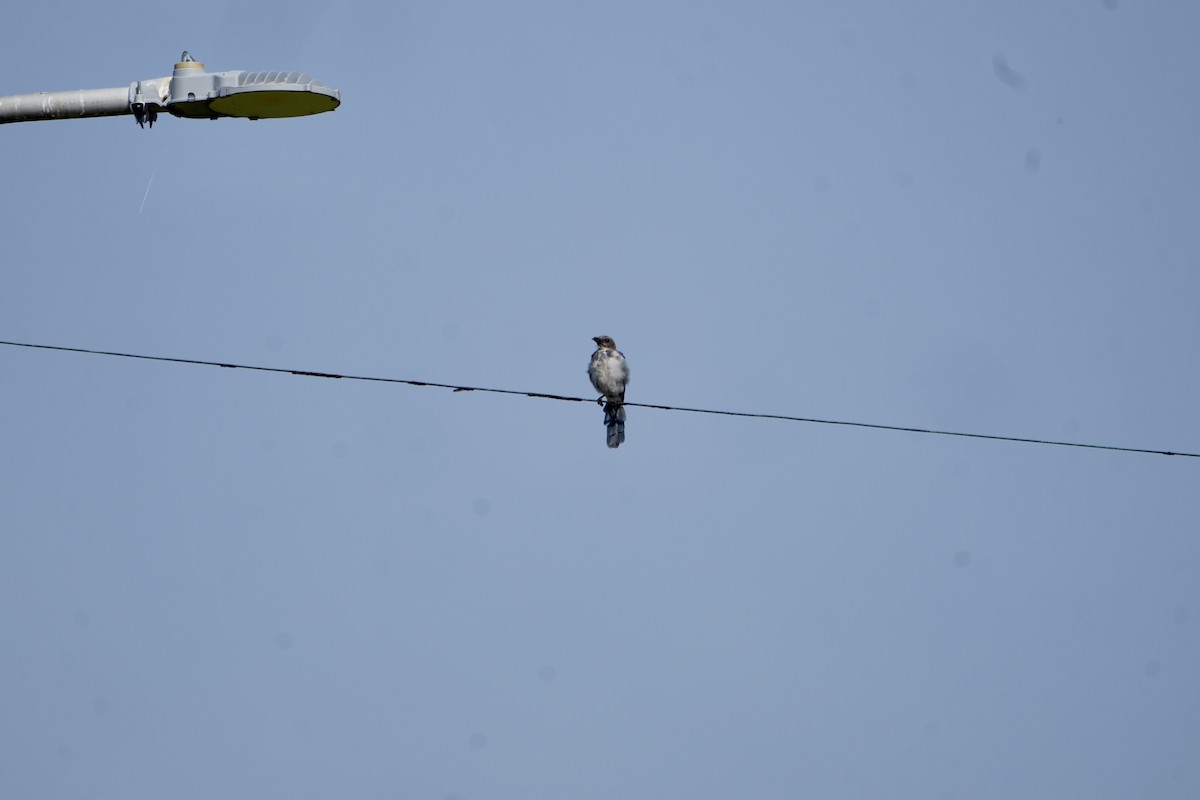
2;2;1198;798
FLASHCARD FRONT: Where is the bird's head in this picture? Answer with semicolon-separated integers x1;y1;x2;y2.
592;336;617;349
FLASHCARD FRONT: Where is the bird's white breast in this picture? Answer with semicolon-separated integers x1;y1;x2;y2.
589;349;629;399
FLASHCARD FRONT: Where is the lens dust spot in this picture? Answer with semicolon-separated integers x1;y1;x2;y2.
538;664;557;684
274;633;293;650
1025;148;1042;174
472;498;491;516
953;550;972;569
992;53;1028;92
72;610;91;628
1144;660;1162;678
469;732;488;750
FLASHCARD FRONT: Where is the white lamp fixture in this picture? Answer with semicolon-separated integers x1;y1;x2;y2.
0;52;341;128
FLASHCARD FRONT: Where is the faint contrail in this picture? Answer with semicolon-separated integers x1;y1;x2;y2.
139;168;157;214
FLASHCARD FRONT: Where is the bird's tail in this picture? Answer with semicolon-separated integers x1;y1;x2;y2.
603;401;626;449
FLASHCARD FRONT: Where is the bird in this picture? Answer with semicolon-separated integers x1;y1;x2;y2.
588;336;629;448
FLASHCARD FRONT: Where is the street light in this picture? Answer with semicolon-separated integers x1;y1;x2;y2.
0;52;340;128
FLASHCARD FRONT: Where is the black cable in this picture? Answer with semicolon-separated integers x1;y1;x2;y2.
1;339;1195;459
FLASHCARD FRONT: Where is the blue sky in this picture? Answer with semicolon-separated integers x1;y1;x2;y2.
2;2;1198;798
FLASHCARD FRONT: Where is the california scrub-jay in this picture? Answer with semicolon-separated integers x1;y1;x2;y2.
588;336;629;448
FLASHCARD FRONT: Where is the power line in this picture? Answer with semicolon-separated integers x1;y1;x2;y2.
1;339;1195;459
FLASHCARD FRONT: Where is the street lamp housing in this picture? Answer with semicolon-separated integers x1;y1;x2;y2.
165;54;340;121
0;52;340;127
